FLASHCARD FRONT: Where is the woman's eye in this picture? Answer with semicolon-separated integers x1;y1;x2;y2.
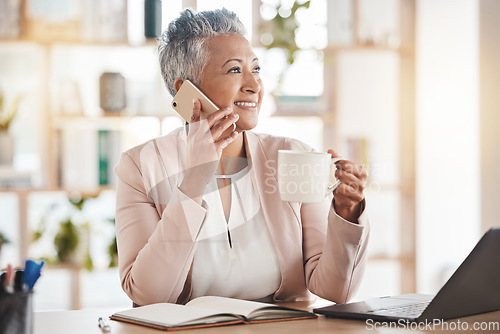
228;67;241;73
253;66;261;73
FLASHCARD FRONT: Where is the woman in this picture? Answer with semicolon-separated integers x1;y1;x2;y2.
114;8;369;307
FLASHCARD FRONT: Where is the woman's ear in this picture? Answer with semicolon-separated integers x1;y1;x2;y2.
174;78;184;92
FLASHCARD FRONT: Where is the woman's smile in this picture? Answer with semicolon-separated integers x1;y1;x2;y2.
233;100;259;113
234;101;257;108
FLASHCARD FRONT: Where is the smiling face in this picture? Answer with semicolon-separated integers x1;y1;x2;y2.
199;34;263;131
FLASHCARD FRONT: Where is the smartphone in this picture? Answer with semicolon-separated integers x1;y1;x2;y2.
172;80;236;135
172;80;220;123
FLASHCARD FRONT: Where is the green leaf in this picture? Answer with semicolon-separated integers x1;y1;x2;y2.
0;232;10;245
0;93;23;131
54;219;79;263
84;252;93;271
108;237;118;267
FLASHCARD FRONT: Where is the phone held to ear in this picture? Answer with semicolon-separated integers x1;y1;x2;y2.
172;80;237;133
172;80;219;122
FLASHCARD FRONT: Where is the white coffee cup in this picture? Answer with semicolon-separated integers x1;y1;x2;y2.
277;150;343;203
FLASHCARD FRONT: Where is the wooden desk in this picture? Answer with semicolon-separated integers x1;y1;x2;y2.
34;303;500;334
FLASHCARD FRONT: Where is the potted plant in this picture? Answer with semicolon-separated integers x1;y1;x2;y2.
259;0;311;94
0;90;22;165
32;194;94;271
258;1;323;115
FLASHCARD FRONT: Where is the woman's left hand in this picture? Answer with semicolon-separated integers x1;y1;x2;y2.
328;149;368;223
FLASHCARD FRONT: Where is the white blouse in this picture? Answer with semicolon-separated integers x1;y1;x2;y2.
190;162;281;301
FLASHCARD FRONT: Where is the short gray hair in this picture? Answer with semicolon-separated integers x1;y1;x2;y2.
158;8;247;97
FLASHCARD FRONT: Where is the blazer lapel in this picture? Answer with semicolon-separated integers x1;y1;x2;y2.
144;128;186;213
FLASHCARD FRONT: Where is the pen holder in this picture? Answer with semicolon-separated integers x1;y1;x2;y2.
0;291;33;334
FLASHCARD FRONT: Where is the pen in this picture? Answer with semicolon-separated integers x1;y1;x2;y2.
0;272;6;294
23;259;45;291
14;270;24;292
0;264;14;294
98;317;111;333
5;264;13;287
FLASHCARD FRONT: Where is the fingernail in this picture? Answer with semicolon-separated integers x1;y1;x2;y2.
233;114;239;119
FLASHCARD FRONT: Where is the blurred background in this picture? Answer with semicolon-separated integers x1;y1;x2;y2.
0;0;498;311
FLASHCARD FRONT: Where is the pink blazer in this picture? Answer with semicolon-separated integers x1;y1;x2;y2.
114;128;370;306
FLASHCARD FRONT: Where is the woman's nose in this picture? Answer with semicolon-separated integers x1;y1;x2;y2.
242;73;261;94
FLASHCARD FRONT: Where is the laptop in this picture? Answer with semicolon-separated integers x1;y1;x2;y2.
313;227;500;322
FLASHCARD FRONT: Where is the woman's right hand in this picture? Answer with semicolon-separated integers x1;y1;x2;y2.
179;98;239;203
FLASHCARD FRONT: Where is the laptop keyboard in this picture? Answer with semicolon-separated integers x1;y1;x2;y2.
369;301;430;318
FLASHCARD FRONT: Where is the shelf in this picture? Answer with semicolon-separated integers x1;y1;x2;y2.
0;186;114;196
271;112;327;118
51;114;174;130
0;39;158;48
324;44;414;54
0;188;33;194
369;255;404;262
271;95;326;117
